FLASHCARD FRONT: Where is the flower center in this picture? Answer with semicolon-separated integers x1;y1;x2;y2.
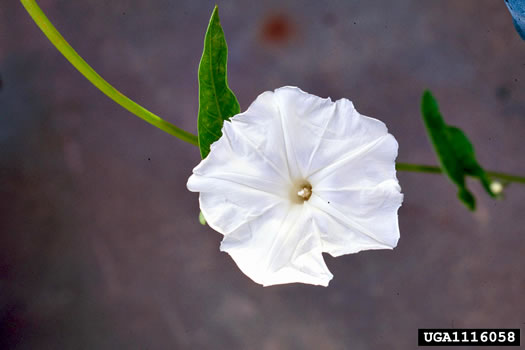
290;180;312;203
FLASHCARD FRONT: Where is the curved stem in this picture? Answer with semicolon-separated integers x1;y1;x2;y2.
21;0;525;186
21;0;198;146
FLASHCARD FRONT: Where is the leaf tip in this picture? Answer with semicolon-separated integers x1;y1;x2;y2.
212;5;219;18
199;211;207;225
458;188;476;211
421;90;437;109
423;89;432;97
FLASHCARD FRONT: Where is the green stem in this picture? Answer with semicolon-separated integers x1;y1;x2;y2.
396;162;525;184
21;0;198;146
21;0;525;185
484;170;525;184
396;162;442;174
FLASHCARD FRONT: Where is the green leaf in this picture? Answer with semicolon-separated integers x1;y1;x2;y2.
199;211;207;225
197;6;240;159
421;90;495;210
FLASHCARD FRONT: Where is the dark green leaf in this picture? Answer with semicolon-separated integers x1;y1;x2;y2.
421;90;495;210
197;6;240;159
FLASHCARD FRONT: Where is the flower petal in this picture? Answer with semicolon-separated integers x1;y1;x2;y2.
309;133;399;188
308;180;402;256
223;91;294;185
187;91;298;234
188;86;402;286
306;134;402;255
188;175;284;235
220;204;333;286
272;87;389;179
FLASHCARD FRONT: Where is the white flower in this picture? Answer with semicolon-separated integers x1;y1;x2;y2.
187;86;402;287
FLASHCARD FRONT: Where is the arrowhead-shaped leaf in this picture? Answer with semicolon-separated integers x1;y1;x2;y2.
197;6;240;159
421;90;495;210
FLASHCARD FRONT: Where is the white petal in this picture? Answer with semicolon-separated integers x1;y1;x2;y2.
307;200;394;257
221;204;333;287
272;86;388;179
309;133;399;188
189;175;284;235
306;134;402;255
308;180;402;256
190;90;295;189
187;91;295;234
188;86;402;286
223;91;294;185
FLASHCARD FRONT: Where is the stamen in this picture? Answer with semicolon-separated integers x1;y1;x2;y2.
297;186;312;200
289;180;313;204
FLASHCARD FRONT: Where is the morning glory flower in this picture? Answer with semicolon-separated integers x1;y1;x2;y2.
187;86;402;286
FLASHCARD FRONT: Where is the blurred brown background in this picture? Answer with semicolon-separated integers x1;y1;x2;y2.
1;1;525;349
